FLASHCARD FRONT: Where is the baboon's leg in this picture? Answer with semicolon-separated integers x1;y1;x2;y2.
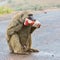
6;34;13;53
9;33;23;53
27;35;39;52
9;33;29;54
29;35;32;49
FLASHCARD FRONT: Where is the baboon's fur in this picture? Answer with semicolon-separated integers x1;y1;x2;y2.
6;11;38;54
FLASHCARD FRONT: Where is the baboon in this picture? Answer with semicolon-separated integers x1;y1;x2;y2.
6;11;41;55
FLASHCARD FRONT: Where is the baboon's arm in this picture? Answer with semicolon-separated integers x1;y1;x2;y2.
30;27;36;33
7;20;23;35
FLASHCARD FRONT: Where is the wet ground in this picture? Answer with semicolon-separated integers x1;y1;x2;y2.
0;10;60;60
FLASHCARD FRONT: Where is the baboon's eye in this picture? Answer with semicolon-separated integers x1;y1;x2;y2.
28;15;36;21
28;14;33;16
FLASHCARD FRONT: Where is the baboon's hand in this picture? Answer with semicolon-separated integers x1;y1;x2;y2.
22;45;27;52
32;20;41;28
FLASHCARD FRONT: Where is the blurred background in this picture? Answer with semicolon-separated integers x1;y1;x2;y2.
0;0;60;15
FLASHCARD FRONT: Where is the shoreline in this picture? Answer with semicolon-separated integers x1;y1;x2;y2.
0;8;60;21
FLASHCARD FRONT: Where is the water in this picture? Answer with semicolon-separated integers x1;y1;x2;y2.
0;10;60;60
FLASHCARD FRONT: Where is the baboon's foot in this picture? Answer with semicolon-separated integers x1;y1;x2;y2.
10;49;30;55
26;48;39;52
10;52;30;55
10;50;14;54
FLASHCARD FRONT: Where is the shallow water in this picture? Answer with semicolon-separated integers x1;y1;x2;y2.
0;10;60;60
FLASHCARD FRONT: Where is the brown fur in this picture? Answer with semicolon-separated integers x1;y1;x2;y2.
6;11;39;54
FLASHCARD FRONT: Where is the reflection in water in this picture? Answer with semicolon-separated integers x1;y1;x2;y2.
0;52;38;60
0;51;54;60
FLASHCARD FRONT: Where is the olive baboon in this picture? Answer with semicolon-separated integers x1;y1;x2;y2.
6;11;41;55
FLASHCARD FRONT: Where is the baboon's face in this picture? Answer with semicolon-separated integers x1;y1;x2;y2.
24;14;41;28
24;13;36;26
21;11;36;21
21;11;41;28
